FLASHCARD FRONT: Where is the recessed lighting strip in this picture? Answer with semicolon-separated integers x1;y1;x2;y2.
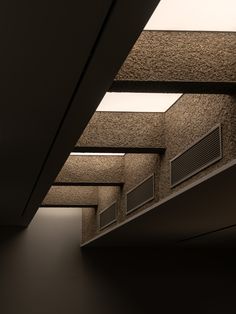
96;92;182;112
70;152;125;156
144;0;236;32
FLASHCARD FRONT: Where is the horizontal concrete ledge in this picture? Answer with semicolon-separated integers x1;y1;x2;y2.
77;111;165;149
41;204;97;208
116;31;236;83
81;159;236;247
42;186;98;207
110;80;236;94
53;182;124;186
73;146;166;154
56;155;124;184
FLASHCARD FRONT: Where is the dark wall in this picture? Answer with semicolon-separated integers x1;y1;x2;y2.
0;208;235;314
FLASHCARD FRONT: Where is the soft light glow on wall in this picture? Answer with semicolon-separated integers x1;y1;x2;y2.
70;152;125;156
96;92;182;112
145;0;236;31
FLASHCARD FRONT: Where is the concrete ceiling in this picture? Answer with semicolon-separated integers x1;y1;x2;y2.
0;0;160;226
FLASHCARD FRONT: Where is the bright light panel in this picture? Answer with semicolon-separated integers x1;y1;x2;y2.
70;152;125;156
145;0;236;31
96;93;182;112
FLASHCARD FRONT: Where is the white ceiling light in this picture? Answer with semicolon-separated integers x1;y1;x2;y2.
145;0;236;32
70;152;125;156
96;92;182;113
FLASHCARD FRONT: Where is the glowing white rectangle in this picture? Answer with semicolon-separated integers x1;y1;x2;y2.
145;0;236;32
96;93;182;112
70;152;125;156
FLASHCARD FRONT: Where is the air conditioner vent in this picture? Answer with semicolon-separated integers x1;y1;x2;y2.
126;174;154;214
171;125;222;187
99;202;117;230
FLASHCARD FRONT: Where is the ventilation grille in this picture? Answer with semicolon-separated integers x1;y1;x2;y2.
126;174;154;214
99;202;117;230
171;125;222;187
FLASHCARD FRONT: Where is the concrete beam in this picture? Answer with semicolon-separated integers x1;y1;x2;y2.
114;31;236;92
76;112;165;149
110;80;236;94
42;186;98;207
55;156;124;185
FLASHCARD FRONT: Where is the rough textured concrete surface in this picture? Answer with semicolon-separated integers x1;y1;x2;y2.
116;31;236;82
160;94;236;199
97;186;121;213
82;186;121;242
77;111;165;148
81;94;236;243
119;154;160;221
98;186;121;227
81;154;160;244
82;207;97;243
44;30;236;244
42;186;98;206
56;156;124;184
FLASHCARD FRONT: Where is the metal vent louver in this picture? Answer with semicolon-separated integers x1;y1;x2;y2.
126;174;154;214
171;125;222;187
99;202;117;230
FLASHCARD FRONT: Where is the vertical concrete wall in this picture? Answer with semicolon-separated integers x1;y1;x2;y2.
119;154;160;221
81;94;236;244
82;186;121;242
160;94;236;199
97;186;121;226
82;207;97;243
81;154;161;243
97;186;121;215
78;30;236;243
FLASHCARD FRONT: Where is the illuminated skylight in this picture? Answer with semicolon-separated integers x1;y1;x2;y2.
70;152;125;156
96;93;182;112
145;0;236;31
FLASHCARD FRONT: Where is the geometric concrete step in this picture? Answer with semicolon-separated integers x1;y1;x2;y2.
42;186;98;207
76;112;165;150
81;160;236;247
115;31;236;84
55;155;124;185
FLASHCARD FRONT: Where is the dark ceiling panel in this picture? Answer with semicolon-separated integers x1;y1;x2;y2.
179;225;236;248
0;0;159;226
0;0;113;224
